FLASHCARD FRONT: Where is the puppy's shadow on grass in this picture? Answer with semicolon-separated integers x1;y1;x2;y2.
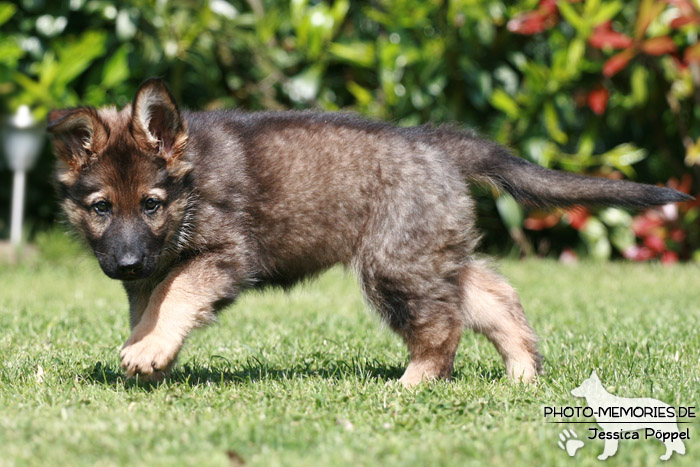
82;357;407;390
82;358;507;389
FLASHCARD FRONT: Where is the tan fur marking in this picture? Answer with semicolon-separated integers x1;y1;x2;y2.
55;159;79;186
56;170;77;185
97;105;131;132
85;191;108;206
61;199;83;229
120;257;227;381
399;325;463;387
147;188;167;201
76;190;113;238
48;107;111;183
165;132;190;174
133;87;166;146
461;261;541;383
131;82;190;172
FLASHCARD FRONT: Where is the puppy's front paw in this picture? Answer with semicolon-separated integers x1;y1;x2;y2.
120;331;179;381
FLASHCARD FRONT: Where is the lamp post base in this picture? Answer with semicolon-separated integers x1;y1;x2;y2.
10;170;26;246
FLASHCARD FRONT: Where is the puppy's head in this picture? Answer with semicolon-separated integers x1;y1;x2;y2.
48;78;192;281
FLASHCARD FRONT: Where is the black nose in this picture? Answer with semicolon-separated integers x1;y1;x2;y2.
116;253;143;276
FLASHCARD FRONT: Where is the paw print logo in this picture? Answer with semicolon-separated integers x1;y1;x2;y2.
558;428;584;457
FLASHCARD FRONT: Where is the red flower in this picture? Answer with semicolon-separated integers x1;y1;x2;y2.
507;0;559;35
524;211;561;230
602;50;636;77
667;173;693;194
589;1;676;77
623;245;657;261
670;15;700;27
660;250;679;264
626;176;698;263
566;207;590;230
643;234;667;254
667;0;700;28
684;42;700;63
587;86;610;115
588;22;634;49
669;228;686;242
641;36;678;55
632;212;664;237
507;12;550;35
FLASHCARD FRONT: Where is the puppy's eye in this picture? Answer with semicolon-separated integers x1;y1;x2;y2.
144;198;161;213
93;201;110;215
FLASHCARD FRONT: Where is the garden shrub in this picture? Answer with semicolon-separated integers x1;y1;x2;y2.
1;0;697;260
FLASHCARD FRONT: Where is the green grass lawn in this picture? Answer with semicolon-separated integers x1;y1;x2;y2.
1;244;698;466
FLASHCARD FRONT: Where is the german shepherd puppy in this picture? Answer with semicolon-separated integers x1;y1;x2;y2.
48;78;690;385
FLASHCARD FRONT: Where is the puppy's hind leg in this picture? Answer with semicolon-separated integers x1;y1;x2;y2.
461;261;542;382
360;271;464;387
398;307;464;387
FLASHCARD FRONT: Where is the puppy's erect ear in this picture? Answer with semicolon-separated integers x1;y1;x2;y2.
47;107;109;171
131;78;187;163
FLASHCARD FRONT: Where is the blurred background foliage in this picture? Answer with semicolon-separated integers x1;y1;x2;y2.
0;0;698;261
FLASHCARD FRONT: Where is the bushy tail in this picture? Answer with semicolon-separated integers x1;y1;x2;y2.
415;126;692;208
470;144;691;207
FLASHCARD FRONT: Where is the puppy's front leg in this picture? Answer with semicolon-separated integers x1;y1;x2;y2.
120;255;237;381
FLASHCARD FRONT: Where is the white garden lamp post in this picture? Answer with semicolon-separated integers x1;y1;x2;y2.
2;105;45;246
